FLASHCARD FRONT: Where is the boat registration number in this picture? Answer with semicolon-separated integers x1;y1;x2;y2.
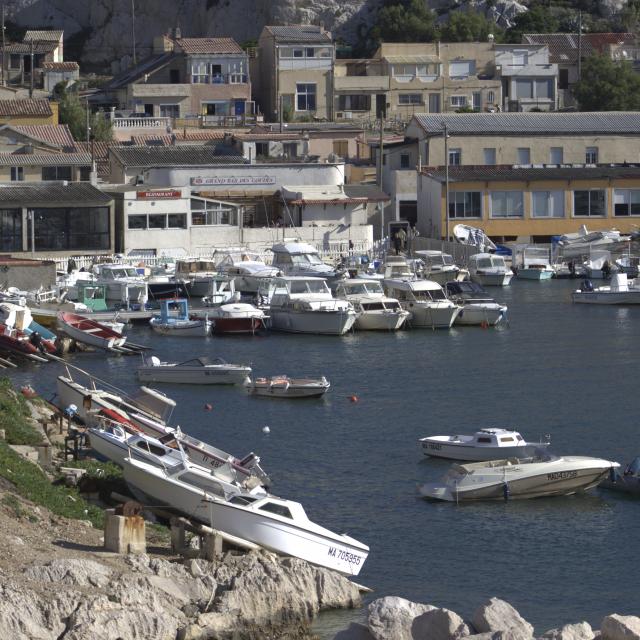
423;443;441;450
547;471;578;480
200;455;224;470
328;547;362;565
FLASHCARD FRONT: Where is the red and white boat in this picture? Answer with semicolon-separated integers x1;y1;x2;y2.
0;323;41;358
208;303;267;334
57;311;127;350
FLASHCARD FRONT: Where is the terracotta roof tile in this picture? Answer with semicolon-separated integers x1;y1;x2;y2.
42;62;79;71
0;99;53;117
176;38;243;55
11;124;76;148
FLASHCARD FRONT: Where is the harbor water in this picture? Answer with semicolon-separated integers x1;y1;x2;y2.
7;278;640;636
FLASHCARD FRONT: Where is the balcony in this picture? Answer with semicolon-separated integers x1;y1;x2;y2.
112;116;172;129
191;72;249;84
334;75;390;91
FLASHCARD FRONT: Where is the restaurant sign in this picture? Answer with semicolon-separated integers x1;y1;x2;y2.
190;175;276;186
137;189;182;200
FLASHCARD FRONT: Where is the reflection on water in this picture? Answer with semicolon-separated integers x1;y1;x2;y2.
6;278;640;637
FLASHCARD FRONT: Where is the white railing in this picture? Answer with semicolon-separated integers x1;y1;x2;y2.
112;117;172;129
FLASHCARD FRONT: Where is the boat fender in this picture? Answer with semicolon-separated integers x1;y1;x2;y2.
349;395;359;403
204;403;213;411
502;482;510;501
262;425;270;434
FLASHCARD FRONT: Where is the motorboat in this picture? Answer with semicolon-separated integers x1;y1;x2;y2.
452;224;497;253
137;356;251;385
383;278;460;329
380;255;416;281
245;375;330;398
583;249;617;280
418;428;550;462
270;242;346;287
56;369;270;487
268;277;356;335
149;299;211;336
514;246;555;280
88;422;267;496
444;281;507;326
175;259;224;298
214;248;281;293
419;453;620;502
91;263;148;306
413;250;467;284
468;253;514;287
599;456;640;495
556;225;631;259
208;303;267;334
572;273;640;304
335;279;409;331
57;311;127;350
615;255;640;278
0;303;56;353
145;274;190;301
122;455;368;575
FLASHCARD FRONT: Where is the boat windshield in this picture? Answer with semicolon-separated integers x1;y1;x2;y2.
289;280;329;294
108;268;139;278
491;258;506;268
413;288;446;301
291;253;323;265
476;258;493;268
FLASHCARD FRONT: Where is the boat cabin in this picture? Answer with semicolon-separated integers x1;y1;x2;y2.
385;279;448;302
76;282;108;311
470;429;526;447
335;280;384;298
445;281;492;301
469;254;509;272
93;264;143;281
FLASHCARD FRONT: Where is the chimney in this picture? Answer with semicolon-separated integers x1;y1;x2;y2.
174;26;182;40
153;35;174;54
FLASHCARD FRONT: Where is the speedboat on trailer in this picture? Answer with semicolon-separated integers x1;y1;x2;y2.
419;428;550;461
123;455;369;575
419;453;619;501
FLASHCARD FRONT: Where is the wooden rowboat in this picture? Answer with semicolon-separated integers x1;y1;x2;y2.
57;311;127;350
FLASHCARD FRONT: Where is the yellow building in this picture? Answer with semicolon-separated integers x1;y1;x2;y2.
417;165;640;242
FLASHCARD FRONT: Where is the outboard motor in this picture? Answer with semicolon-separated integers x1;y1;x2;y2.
580;279;594;292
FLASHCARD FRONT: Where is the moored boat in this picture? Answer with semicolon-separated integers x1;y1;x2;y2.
137;356;251;385
444;281;507;326
149;298;211;336
209;303;267;334
245;375;330;398
57;311;127;350
468;253;514;287
572;273;640;304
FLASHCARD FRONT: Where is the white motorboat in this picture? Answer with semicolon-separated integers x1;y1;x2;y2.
583;249;617;280
122;455;369;575
419;453;620;502
413;250;467;284
214;248;281;293
56;369;271;487
270;242;346;286
419;428;550;462
452;224;497;253
444;281;507;326
245;375;330;398
137;356;251;385
557;224;631;259
208;303;267;334
572;273;640;304
514;246;555;280
268;277;356;335
468;253;514;287
335;279;409;331
175;259;230;298
383;278;460;329
149;299;211;336
91;264;148;305
88;423;267;495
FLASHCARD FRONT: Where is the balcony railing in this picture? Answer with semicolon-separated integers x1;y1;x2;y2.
112;116;172;128
191;73;248;85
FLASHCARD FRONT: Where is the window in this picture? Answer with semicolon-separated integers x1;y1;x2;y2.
550;147;563;164
532;191;565;218
159;104;180;118
191;62;209;83
191;198;238;225
514;79;552;100
293;48;304;58
487;90;495;105
449;60;475;78
337;94;371;111
448;148;461;166
448;192;482;219
128;215;147;229
400;153;410;169
614;190;640;216
559;68;569;90
535;79;552;99
283;142;298;158
585;147;598;164
305;47;315;58
511;50;529;66
450;95;467;108
296;83;316;111
398;93;422;105
170;69;180;83
127;213;187;229
515;79;533;99
472;92;481;110
10;167;23;182
31;207;109;251
483;148;496;165
42;166;72;181
255;142;269;157
393;64;414;77
259;502;293;519
0;209;22;251
516;148;530;165
333;140;349;158
574;190;606;217
490;191;524;218
148;214;166;229
168;214;187;228
9;54;21;70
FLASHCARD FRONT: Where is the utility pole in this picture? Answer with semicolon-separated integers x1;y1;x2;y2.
29;39;34;98
577;10;582;81
443;121;450;242
131;0;137;66
1;4;5;87
85;98;90;144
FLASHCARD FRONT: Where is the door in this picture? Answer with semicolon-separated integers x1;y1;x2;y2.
375;94;386;119
144;104;154;116
428;93;441;113
235;100;245;115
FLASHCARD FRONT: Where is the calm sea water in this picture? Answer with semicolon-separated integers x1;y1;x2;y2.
7;278;640;636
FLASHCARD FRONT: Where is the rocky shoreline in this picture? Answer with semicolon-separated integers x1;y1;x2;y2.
330;596;640;640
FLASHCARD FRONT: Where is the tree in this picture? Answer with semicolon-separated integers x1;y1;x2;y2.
440;12;499;43
505;6;560;43
370;0;437;44
573;54;640;111
56;82;112;142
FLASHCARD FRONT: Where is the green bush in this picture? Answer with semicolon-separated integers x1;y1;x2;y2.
0;378;43;445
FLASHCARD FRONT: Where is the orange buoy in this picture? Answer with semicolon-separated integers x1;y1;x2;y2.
349;395;359;403
204;403;213;411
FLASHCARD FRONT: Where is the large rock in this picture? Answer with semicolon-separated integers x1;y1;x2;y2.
471;598;533;640
601;615;640;640
412;607;471;640
542;622;595;640
334;622;376;639
24;558;112;588
367;596;436;640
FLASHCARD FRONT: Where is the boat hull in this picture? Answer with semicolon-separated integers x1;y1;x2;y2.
572;291;640;304
137;365;250;385
355;311;409;331
455;303;506;326
471;273;513;287
211;317;265;334
57;312;126;349
419;440;550;462
150;319;211;336
269;309;356;335
517;268;554;281
123;460;367;575
404;303;460;329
